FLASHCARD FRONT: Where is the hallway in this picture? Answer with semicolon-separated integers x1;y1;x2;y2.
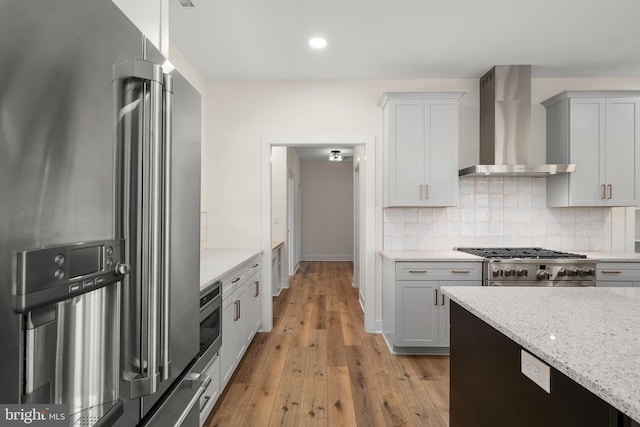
206;261;450;426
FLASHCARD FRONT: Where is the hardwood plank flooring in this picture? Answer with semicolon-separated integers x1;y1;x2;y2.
205;261;450;427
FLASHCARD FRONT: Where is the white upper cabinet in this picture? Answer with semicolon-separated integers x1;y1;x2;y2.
380;92;464;207
544;91;640;207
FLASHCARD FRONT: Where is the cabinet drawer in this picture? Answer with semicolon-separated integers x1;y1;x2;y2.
222;255;262;299
597;263;640;282
396;262;482;281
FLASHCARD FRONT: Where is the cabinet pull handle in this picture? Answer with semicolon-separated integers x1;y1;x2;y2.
232;277;241;284
607;184;612;199
601;271;621;274
255;281;260;297
234;300;240;320
419;185;423;199
425;184;429;199
408;269;427;273
200;396;211;412
451;269;470;273
441;293;445;306
434;289;438;305
601;184;606;199
252;263;259;268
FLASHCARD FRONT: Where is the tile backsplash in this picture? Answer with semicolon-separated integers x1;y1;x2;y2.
383;178;612;251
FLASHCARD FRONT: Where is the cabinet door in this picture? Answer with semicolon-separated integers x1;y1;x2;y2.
220;297;238;388
425;100;459;206
388;99;425;206
438;281;482;347
569;98;605;206
245;272;262;344
396;281;438;347
605;98;640;205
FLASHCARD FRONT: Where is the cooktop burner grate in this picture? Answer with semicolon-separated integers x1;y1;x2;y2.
457;247;587;259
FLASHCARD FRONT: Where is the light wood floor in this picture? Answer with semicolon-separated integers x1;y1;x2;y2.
205;261;450;427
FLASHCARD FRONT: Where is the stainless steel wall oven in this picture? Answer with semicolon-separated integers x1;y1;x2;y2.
199;281;222;360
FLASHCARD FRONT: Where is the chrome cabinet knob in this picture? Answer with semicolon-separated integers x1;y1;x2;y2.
558;268;566;276
115;262;131;277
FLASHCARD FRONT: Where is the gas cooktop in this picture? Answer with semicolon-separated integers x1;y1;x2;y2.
457;247;587;259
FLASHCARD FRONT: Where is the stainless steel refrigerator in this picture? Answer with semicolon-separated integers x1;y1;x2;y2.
0;1;204;426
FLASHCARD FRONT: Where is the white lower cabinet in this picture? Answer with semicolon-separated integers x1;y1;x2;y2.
596;262;640;287
383;259;482;354
246;272;262;344
199;354;220;426
220;256;262;390
220;284;247;388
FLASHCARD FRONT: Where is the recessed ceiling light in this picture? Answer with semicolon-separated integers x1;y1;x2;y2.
309;37;327;49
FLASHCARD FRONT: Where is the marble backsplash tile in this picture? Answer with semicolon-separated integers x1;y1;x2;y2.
383;178;612;251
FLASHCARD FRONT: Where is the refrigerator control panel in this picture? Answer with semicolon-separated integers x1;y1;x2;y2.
15;239;125;312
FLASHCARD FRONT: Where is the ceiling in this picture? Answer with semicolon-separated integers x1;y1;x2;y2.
169;0;640;80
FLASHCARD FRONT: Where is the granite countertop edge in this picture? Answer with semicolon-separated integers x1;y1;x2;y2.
200;248;263;291
380;250;484;261
441;286;640;423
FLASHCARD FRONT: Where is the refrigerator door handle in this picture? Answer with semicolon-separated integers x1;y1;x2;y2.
144;64;164;396
117;58;165;397
160;73;174;382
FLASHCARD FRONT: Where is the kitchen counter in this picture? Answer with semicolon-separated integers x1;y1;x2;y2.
442;286;640;423
200;248;262;292
380;250;483;261
582;251;640;261
272;240;284;251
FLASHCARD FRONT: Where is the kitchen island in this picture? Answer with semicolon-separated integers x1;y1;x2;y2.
442;286;640;426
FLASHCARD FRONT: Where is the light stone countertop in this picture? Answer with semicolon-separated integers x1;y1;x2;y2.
582;251;640;262
380;250;484;262
200;248;262;292
381;249;640;262
272;240;284;251
441;286;640;423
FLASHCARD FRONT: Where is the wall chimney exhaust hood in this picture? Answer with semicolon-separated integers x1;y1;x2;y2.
459;65;575;177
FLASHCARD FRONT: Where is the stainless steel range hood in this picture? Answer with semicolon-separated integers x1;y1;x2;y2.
459;65;575;177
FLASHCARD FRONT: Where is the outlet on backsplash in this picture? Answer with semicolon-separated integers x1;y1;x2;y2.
383;177;612;252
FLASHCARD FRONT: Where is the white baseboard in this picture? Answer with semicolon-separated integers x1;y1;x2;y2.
374;319;383;333
300;254;353;261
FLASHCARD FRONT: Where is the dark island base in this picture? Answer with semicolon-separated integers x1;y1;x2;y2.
449;302;634;427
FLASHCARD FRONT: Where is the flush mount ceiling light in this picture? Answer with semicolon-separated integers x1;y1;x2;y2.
329;150;343;161
309;37;327;49
178;0;194;8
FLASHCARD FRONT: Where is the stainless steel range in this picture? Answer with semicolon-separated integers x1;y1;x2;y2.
457;248;596;287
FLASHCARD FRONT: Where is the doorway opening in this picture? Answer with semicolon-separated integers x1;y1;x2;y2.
260;135;375;333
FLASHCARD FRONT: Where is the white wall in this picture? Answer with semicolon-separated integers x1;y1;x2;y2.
286;148;302;277
202;76;640;322
271;147;287;242
300;161;354;260
202;79;477;249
